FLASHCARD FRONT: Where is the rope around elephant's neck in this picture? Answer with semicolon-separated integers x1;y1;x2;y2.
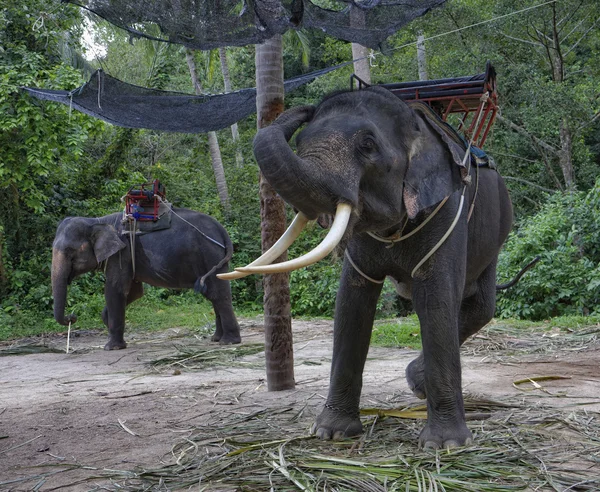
367;195;449;246
344;250;385;284
346;190;466;283
410;190;465;278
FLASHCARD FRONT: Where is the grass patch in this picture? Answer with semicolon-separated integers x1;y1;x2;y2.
491;314;600;331
125;297;215;334
4;292;598;347
0;309;69;342
371;314;422;349
0;294;219;342
369;314;600;352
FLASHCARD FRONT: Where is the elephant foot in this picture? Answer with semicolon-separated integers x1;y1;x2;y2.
418;421;473;450
218;336;241;345
406;354;426;399
104;339;127;350
211;331;241;344
211;334;242;344
311;404;363;440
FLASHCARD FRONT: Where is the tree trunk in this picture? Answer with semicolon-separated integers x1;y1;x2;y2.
207;131;230;211
255;34;295;391
417;32;428;81
219;47;244;167
558;119;574;188
185;49;231;212
0;227;6;293
350;7;371;87
547;4;574;189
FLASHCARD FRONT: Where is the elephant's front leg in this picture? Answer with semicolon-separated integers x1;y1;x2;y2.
412;273;472;449
312;258;383;440
102;273;138;351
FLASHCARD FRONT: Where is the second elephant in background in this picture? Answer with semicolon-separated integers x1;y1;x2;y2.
51;207;241;350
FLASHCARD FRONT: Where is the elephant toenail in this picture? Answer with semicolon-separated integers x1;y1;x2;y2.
332;430;346;440
315;428;331;440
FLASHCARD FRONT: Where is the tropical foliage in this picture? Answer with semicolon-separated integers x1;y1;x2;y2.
2;0;600;337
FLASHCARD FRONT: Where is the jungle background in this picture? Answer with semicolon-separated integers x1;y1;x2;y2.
2;0;600;341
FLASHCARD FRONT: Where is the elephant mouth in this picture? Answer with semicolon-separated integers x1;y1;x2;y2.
217;202;352;280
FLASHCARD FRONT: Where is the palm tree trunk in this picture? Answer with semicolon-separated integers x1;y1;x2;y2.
255;34;295;391
219;47;244;167
207;131;230;211
417;32;428;81
185;49;231;212
350;7;371;87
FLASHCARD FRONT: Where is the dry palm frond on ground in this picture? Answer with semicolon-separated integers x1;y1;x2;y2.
98;394;600;491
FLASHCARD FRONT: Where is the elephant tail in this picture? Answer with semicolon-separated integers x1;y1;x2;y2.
496;256;540;291
195;234;234;294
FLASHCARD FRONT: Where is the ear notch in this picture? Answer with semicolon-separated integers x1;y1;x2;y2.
403;115;467;219
91;224;125;263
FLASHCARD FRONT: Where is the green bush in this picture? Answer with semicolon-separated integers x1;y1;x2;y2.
290;261;341;317
496;180;600;319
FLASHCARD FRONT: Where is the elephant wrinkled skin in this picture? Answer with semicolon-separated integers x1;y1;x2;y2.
251;87;513;449
52;208;241;350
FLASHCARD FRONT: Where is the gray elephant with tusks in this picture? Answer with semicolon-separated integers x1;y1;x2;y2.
219;87;513;449
52;208;241;350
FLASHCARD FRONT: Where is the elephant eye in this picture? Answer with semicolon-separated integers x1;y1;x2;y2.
359;134;377;152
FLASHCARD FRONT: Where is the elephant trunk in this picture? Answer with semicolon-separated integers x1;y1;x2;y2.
253;105;324;219
51;249;77;326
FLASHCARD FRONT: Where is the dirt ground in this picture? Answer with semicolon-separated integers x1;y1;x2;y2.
1;318;599;491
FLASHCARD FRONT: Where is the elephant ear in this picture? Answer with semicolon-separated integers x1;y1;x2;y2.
91;224;125;263
403;114;468;220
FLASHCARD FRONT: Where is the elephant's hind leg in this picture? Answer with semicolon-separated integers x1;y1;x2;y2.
406;353;426;399
458;260;498;345
202;275;241;344
405;260;498;400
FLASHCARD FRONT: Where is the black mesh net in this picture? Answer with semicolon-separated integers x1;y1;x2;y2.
66;0;447;50
24;0;448;131
23;64;347;132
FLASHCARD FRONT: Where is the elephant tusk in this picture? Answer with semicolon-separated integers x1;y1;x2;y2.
217;212;310;280
234;203;351;275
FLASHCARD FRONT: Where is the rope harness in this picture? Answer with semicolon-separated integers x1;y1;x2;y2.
347;93;489;284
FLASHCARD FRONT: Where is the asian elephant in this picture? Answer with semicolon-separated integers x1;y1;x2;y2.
52;208;241;350
221;87;513;449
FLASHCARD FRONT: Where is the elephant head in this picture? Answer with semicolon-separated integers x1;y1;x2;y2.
51;218;125;326
221;87;466;278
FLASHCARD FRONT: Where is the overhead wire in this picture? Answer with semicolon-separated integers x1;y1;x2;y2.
348;0;560;68
385;0;559;56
